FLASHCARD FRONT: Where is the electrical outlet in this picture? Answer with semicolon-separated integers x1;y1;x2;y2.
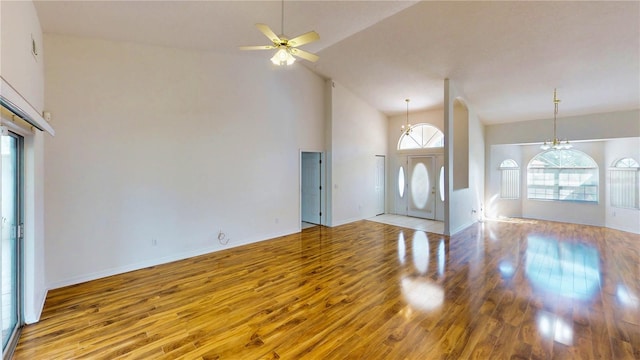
218;231;230;245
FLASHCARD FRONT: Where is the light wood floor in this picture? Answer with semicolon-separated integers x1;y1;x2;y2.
14;219;640;359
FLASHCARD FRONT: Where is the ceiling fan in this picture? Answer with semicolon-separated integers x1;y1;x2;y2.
239;0;320;66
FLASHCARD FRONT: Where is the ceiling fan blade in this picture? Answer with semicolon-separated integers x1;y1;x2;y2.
288;31;320;48
290;48;319;63
239;45;276;50
255;23;281;44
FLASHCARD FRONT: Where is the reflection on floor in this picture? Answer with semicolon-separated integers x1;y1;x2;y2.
367;213;444;234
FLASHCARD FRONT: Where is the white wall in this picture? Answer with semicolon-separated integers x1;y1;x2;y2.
1;1;45;111
43;34;325;288
452;99;469;190
605;137;640;234
444;80;485;235
0;0;48;324
327;81;388;226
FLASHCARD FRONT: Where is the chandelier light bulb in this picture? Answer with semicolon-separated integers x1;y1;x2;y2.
286;53;295;65
271;48;296;66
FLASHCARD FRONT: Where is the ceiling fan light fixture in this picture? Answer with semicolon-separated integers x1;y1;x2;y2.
270;47;296;66
239;0;319;65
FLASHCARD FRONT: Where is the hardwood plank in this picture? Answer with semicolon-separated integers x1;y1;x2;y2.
13;219;640;359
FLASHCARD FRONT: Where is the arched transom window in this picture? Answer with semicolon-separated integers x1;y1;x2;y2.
614;158;640;168
527;149;598;203
398;123;444;150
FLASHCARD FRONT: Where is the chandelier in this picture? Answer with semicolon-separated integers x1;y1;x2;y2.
401;99;412;135
541;89;572;150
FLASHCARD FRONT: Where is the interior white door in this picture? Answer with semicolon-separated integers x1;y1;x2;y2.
408;156;436;219
375;156;385;215
301;152;321;224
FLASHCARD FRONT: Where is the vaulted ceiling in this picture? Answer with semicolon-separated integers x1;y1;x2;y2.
34;1;639;124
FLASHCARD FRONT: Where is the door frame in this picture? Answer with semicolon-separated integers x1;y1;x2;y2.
1;129;24;360
434;155;445;221
393;152;445;221
375;155;385;215
299;150;326;229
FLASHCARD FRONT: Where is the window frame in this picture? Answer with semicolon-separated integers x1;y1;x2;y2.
397;123;444;151
527;149;599;204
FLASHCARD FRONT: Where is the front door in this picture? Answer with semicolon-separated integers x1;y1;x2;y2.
408;156;436;219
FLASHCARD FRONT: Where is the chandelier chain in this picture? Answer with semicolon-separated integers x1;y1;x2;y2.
541;88;571;150
401;98;412;135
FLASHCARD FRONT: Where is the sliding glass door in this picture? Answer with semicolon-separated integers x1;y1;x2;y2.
1;131;23;357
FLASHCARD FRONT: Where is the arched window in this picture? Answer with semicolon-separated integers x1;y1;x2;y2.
614;157;639;168
398;124;444;150
499;159;520;199
610;157;639;209
527;149;598;203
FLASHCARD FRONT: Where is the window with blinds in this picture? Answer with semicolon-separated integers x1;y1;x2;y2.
499;159;520;199
527;149;599;203
610;157;639;209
